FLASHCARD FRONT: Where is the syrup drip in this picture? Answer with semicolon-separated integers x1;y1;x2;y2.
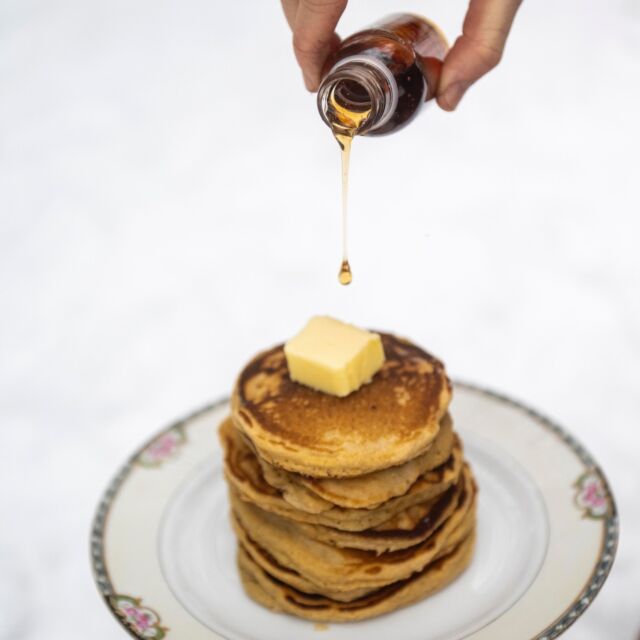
327;88;371;286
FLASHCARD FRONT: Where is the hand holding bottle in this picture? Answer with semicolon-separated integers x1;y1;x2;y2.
280;0;523;111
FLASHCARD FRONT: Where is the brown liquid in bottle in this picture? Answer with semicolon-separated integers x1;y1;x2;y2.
330;14;448;135
318;14;448;285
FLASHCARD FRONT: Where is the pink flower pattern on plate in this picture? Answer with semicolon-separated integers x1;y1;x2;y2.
575;471;610;519
138;427;186;468
111;595;167;638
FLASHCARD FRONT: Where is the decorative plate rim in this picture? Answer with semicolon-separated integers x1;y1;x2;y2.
90;383;619;640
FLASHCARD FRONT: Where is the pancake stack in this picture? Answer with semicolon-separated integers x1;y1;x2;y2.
219;333;477;622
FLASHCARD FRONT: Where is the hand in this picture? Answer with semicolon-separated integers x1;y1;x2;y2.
437;0;522;111
281;0;347;91
280;0;523;111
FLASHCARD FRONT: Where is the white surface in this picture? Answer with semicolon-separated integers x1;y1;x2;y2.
0;0;638;639
159;434;549;640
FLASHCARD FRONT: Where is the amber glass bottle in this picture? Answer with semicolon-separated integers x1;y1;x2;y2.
317;14;448;136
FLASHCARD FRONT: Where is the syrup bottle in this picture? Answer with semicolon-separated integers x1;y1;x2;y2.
317;13;448;137
319;14;448;285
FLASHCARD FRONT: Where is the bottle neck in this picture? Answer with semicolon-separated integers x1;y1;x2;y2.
317;57;398;135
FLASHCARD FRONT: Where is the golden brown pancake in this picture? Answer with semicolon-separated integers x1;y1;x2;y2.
256;414;455;511
231;333;452;477
221;418;463;531
237;530;476;622
287;465;473;553
230;474;476;594
235;503;475;602
222;331;477;622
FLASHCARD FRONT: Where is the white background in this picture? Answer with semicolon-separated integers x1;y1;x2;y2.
0;0;638;638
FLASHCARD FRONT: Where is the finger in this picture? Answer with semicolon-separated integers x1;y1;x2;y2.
281;0;299;30
292;0;347;91
437;0;522;111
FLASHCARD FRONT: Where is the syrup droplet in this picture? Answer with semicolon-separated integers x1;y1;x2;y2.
338;260;352;285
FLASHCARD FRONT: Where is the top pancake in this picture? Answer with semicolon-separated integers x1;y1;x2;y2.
232;333;452;477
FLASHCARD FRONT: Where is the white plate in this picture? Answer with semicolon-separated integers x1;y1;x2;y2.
91;383;618;640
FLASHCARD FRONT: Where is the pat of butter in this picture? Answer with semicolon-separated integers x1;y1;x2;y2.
284;316;385;397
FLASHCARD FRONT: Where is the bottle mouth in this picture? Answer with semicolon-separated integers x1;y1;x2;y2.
332;78;373;115
325;79;373;135
317;57;398;135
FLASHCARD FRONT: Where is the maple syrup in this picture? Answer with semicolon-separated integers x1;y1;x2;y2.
329;94;371;285
317;14;448;284
338;259;352;285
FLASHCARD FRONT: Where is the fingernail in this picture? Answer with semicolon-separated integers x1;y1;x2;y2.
439;82;468;111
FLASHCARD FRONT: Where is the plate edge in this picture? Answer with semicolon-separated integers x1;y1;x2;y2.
455;381;619;640
89;399;229;640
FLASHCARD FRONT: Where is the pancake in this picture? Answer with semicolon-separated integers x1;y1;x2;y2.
231;333;452;477
287;466;473;553
230;473;477;593
256;413;455;511
235;500;475;602
238;530;476;622
221;418;464;531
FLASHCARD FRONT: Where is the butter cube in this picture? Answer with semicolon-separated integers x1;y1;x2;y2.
284;316;385;397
